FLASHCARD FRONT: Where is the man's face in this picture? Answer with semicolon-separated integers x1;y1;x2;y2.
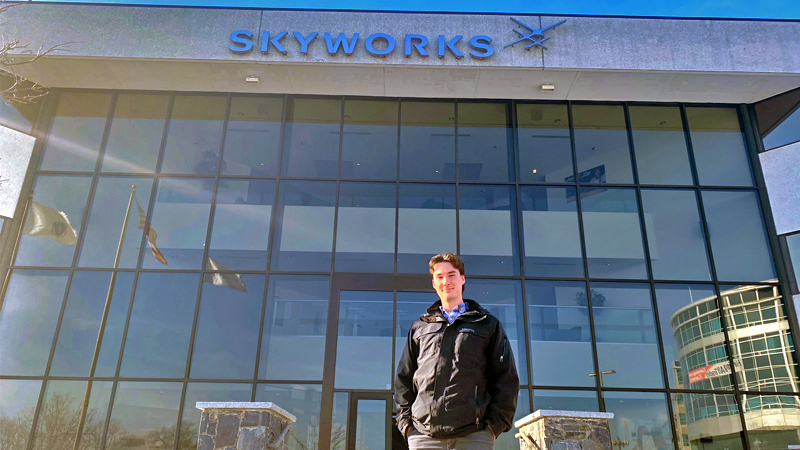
431;261;465;303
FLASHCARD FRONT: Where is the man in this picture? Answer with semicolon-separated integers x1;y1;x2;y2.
395;253;519;449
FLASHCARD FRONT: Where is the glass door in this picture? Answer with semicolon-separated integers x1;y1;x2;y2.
347;393;392;450
318;273;433;450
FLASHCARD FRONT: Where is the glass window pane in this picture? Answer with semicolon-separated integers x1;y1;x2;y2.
177;383;252;450
142;177;214;269
256;384;322;450
0;380;42;450
119;273;199;378
572;104;634;184
741;394;800;450
208;179;274;271
517;104;573;182
471;279;527;384
49;271;135;377
32;380;113;450
335;182;396;273
342;99;398;180
640;190;712;281
520;186;584;278
161;94;227;174
532;389;600;412
702;190;775;282
526;280;594;387
0;94;39;134
190;274;265;379
399;101;455;181
581;188;647;279
654;284;734;390
39;92;111;172
687;107;754;186
787;233;800;288
271;180;336;272
354;399;386;450
336;291;394;389
756;88;800;151
101;94;169;173
15;175;92;267
458;185;519;276
395;292;434;372
630;106;693;185
591;282;664;388
107;382;182;450
78;177;154;268
0;270;68;375
457;102;513;182
496;389;532;450
604;392;674;450
397;183;456;274
281;98;341;178
223;96;283;176
672;393;745;450
259;275;329;381
720;284;800;392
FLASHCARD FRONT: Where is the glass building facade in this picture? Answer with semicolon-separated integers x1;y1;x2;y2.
0;91;798;450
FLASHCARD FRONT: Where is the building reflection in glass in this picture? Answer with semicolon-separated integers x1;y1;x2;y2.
670;283;800;450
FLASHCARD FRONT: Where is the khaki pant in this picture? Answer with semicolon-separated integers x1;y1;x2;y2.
407;428;495;450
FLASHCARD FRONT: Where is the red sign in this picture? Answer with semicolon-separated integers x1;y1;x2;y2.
688;360;743;384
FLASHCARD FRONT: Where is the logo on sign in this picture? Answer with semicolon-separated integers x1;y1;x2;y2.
503;18;567;50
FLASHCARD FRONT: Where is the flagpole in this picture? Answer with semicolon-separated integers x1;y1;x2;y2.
72;185;137;450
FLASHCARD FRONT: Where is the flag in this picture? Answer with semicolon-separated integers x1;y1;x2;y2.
136;197;169;267
144;225;169;267
204;256;247;292
137;200;147;230
22;202;79;245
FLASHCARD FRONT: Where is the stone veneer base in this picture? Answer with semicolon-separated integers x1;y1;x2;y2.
515;410;615;450
195;402;297;450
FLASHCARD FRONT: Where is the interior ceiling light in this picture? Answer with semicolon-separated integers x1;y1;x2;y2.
541;83;555;92
245;76;259;83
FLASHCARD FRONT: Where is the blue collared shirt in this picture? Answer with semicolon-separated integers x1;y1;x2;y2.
440;302;468;324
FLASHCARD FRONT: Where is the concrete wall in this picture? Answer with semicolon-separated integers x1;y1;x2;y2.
3;5;800;73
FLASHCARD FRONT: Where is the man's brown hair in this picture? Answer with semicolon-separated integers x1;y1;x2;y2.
429;252;465;276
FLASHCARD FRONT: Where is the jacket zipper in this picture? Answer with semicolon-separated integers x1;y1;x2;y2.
500;339;507;363
475;385;480;426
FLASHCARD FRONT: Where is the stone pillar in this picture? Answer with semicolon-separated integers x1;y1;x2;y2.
195;402;296;450
515;410;615;450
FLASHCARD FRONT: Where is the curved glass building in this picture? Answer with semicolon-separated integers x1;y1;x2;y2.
671;284;800;450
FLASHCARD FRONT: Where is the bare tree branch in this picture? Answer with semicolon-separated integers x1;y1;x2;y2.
0;2;71;104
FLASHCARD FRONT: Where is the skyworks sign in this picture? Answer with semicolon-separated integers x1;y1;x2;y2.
228;18;566;60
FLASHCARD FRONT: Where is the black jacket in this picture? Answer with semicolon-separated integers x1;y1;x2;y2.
394;299;519;439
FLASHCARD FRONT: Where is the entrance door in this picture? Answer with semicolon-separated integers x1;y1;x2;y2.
346;392;392;450
317;273;433;450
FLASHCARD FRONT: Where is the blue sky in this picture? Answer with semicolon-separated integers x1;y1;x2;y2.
31;0;800;20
